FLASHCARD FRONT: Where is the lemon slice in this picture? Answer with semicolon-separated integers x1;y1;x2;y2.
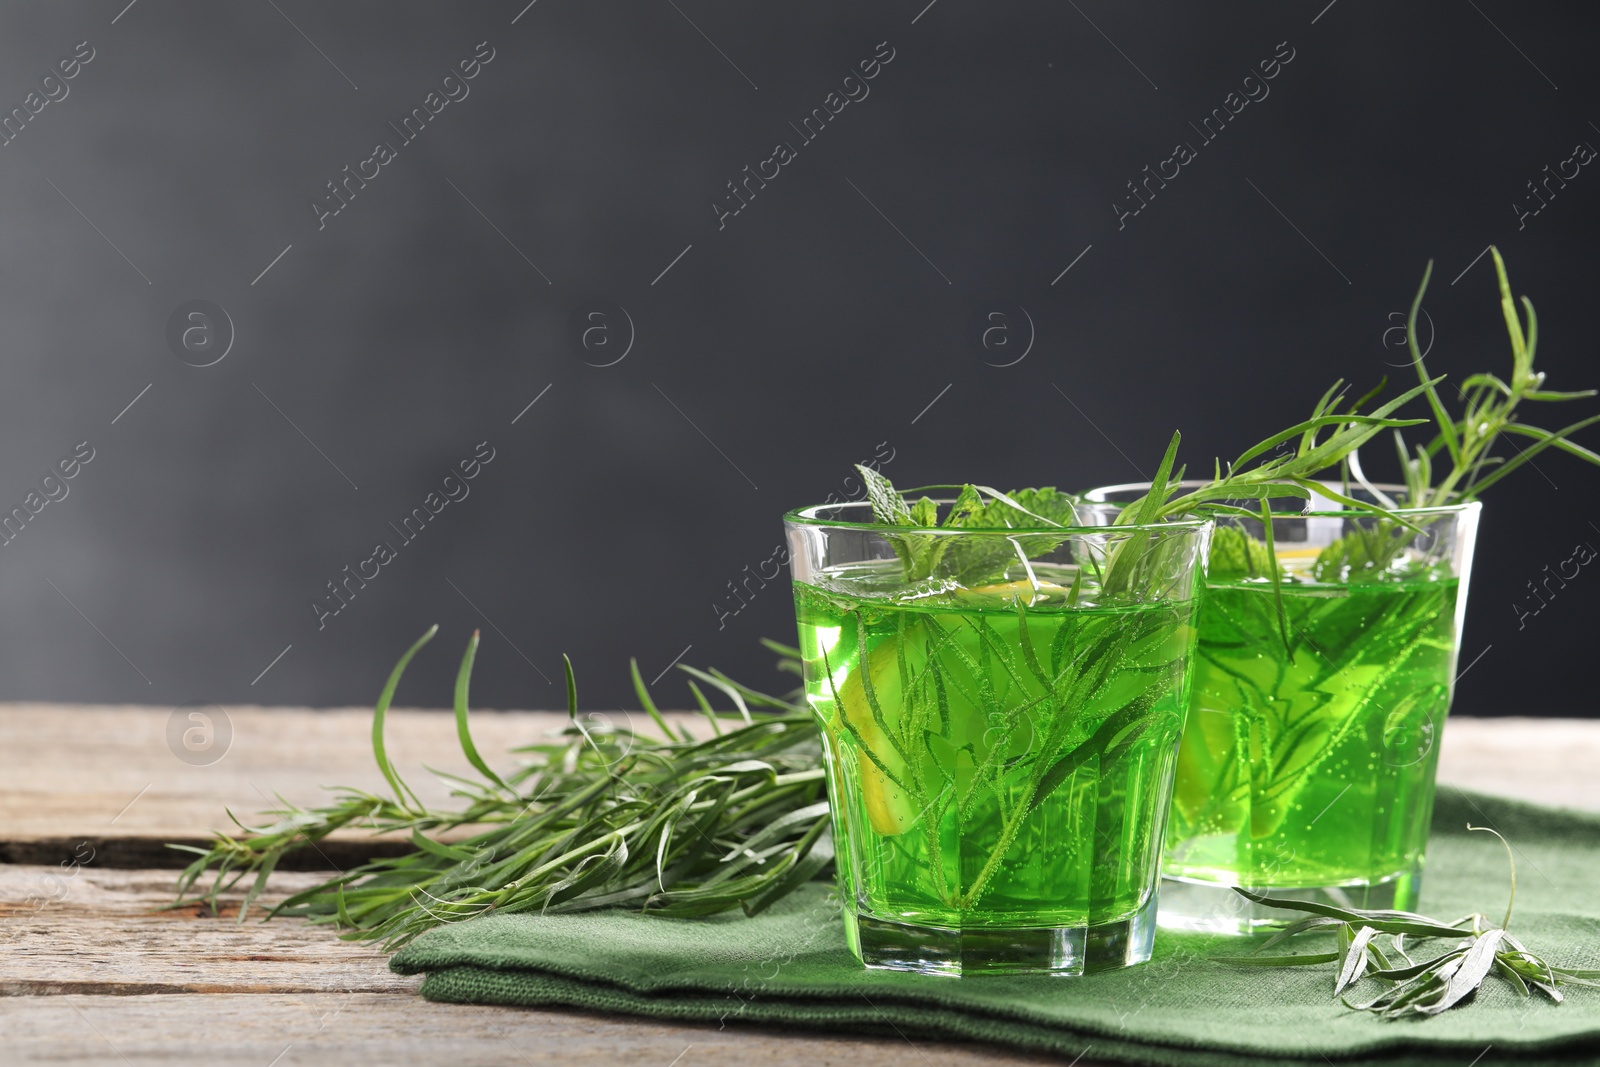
961;579;1068;605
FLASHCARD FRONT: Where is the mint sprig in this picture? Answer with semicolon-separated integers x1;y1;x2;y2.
852;464;1076;587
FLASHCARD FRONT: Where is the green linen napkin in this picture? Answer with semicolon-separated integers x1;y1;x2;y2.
390;788;1600;1065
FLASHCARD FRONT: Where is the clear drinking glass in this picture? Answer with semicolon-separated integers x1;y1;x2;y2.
1080;483;1480;933
784;501;1211;975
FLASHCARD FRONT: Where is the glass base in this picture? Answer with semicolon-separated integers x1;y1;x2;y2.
1156;862;1423;935
845;894;1157;976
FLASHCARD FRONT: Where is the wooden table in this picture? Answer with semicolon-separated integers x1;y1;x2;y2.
3;705;1596;1066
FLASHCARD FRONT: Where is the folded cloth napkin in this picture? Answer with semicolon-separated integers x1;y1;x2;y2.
390;789;1600;1066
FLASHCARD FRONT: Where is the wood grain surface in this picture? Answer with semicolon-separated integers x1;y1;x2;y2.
0;861;1062;1064
0;703;687;867
1;704;1595;1065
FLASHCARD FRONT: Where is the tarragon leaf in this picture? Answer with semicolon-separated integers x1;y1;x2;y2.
1416;930;1505;1015
1335;925;1380;995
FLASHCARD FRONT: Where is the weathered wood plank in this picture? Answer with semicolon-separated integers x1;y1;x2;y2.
0;994;1068;1066
0;703;587;833
0;864;1077;1065
1434;716;1600;811
0;704;680;868
0;865;413;997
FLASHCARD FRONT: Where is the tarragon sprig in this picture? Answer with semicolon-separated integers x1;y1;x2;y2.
1375;247;1600;509
1090;383;1434;621
170;631;830;946
1105;249;1599;595
1214;828;1600;1017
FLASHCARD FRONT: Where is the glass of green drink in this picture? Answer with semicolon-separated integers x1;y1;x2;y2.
784;501;1211;975
1082;483;1480;934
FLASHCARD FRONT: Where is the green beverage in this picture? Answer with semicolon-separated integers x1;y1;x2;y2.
1163;574;1458;906
1079;481;1480;933
1135;498;1481;932
793;561;1199;974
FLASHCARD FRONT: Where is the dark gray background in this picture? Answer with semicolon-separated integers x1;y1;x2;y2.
1;1;1595;716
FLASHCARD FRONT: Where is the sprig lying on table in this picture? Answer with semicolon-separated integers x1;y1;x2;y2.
169;627;829;948
1214;829;1600;1017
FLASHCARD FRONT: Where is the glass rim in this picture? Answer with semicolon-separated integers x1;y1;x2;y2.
784;498;1211;536
1079;480;1484;520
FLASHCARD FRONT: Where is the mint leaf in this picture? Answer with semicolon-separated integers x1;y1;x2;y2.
857;464;912;526
938;486;1075;530
843;468;1080;587
942;484;985;528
